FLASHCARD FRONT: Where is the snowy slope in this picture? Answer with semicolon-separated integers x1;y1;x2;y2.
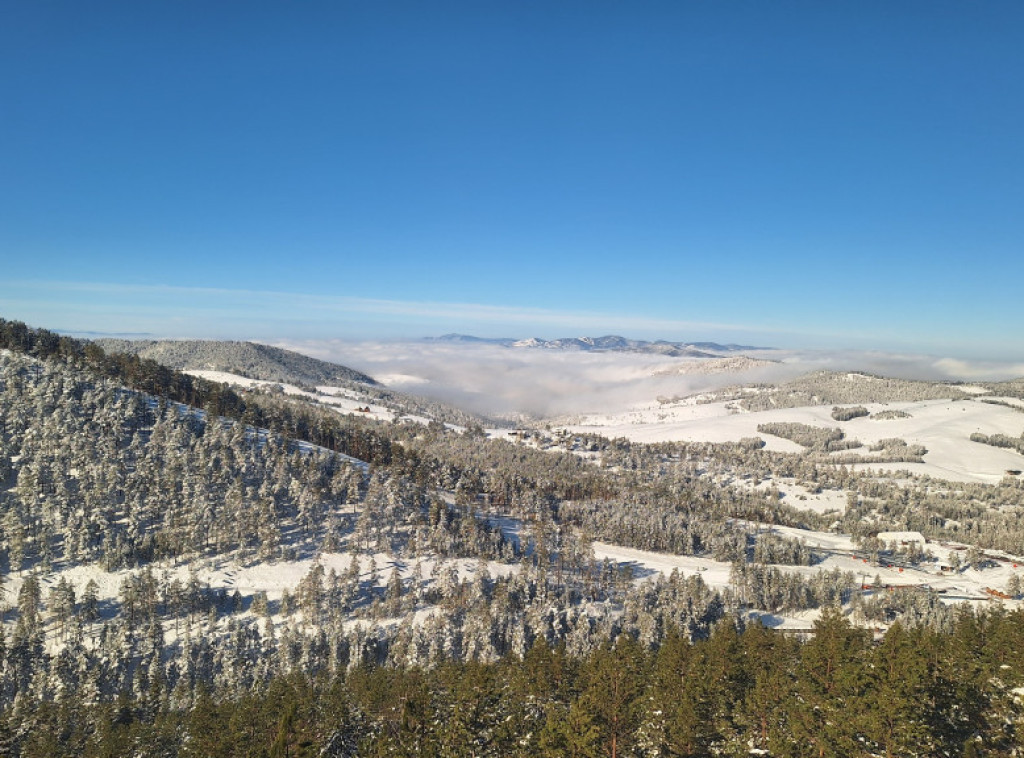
564;397;1024;483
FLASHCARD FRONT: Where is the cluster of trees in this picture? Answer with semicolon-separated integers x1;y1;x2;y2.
756;422;863;453
6;607;1024;757
838;473;1024;555
852;585;957;630
981;380;1024;400
869;437;926;455
871;409;912;420
978;397;1024;415
0;352;375;570
831;405;869;421
830;437;928;465
970;431;1024;456
750;531;818;566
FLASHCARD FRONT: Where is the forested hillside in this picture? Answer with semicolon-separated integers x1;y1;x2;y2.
2;318;1024;755
94;338;379;387
11;608;1024;757
707;370;973;411
95;336;494;428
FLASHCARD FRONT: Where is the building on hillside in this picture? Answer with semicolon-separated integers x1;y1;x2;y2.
875;531;926;547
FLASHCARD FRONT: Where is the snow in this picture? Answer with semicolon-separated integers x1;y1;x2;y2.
593;522;1024;629
738;477;850;515
485;516;526;551
208;552;517;599
957;385;991;395
592;542;735;589
876;531;926;546
566;397;1024;483
184;369;398;422
748;608;826;632
2;549;521;653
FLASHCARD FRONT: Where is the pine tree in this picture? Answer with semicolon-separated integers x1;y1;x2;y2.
538;700;602;758
786;606;869;757
578;635;645;758
648;627;715;755
862;622;938;756
736;621;797;753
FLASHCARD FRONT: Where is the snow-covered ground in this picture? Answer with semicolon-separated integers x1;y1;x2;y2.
3;550;519;653
594;523;1024;630
592;542;734;587
8;509;1024;652
738;477;850;515
564;397;1024;483
185;369;398;422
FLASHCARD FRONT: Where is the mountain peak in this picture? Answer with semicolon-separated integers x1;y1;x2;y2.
431;334;772;356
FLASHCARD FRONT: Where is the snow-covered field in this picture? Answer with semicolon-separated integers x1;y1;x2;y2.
564;397;1024;483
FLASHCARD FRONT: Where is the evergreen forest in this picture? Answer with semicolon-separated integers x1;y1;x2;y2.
1;318;1024;756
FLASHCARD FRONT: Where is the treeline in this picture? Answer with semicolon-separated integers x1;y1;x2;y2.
756;422;861;453
970;431;1024;456
722;370;970;412
6;607;1024;757
93;337;378;386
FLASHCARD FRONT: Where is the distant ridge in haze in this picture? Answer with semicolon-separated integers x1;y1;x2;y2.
429;334;771;357
95;339;378;387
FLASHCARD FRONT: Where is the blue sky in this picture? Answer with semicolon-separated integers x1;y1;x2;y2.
2;2;1023;358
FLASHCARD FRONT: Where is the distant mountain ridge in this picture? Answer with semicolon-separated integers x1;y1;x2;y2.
431;333;770;357
94;339;378;387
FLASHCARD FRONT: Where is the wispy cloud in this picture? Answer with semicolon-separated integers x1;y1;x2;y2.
2;279;803;341
5;280;1021;364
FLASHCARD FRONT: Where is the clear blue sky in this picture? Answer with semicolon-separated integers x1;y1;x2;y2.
2;1;1023;358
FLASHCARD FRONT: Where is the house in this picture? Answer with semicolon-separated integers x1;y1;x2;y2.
875;531;926;547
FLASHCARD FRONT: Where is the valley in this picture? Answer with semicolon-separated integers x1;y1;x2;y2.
2;320;1024;754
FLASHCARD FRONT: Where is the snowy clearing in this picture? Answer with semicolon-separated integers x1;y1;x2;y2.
565;397;1024;483
185;369;398;422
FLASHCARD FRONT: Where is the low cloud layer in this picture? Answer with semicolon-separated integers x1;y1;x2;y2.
273;340;1024;420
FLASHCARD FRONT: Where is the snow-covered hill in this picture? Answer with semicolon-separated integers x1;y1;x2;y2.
561;391;1024;485
95;337;378;387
